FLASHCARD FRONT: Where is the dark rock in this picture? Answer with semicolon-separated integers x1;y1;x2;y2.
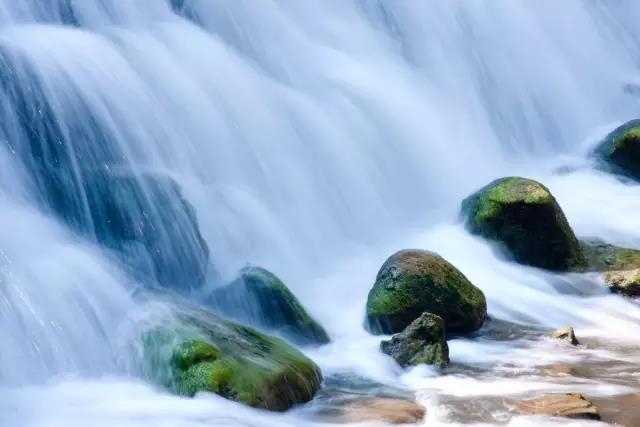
0;53;209;290
366;249;486;335
208;266;329;345
595;119;640;180
462;177;586;271
84;171;209;290
381;313;449;368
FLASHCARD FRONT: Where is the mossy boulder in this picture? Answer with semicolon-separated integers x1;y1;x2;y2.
380;312;449;368
595;119;640;180
580;240;640;272
141;306;321;411
461;177;586;271
209;266;329;346
365;249;486;335
580;240;640;297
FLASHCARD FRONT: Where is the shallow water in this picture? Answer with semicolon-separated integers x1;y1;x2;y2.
1;1;640;426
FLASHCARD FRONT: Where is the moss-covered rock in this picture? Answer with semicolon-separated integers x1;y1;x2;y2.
461;177;586;271
380;312;449;368
579;240;640;297
365;249;486;335
209;266;329;346
594;119;640;180
580;240;640;272
141;306;322;411
603;269;640;297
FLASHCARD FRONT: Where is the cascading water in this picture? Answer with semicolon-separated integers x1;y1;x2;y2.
1;1;640;426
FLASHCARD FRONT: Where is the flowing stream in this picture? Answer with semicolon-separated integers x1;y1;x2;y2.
1;1;640;426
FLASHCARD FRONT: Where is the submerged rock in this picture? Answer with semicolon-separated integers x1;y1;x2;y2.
381;312;449;368
603;269;640;297
594;119;640;180
339;398;426;424
516;393;600;420
593;394;640;427
0;59;209;290
142;306;321;411
461;177;586;271
208;266;329;346
84;171;210;290
551;327;579;346
366;249;486;335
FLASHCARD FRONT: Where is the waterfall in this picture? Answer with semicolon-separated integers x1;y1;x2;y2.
1;1;640;426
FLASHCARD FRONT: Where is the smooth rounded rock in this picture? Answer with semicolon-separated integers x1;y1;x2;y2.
142;306;322;411
595;119;640;180
462;177;586;271
366;249;486;335
209;266;329;346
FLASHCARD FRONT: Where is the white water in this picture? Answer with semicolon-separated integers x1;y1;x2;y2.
1;1;640;426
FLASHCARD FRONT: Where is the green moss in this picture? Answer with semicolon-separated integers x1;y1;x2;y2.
474;177;552;224
408;342;448;368
595;119;640;180
178;359;265;406
171;340;221;371
141;307;322;411
380;312;449;368
366;250;486;334
613;127;640;151
580;240;640;272
210;266;329;345
462;177;586;271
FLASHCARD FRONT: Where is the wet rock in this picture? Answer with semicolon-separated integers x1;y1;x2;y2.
381;313;449;368
208;266;329;345
593;394;640;427
84;171;210;290
604;269;640;297
594;119;640;180
339;397;426;424
461;177;586;271
141;304;321;411
581;239;640;272
366;249;486;335
0;59;209;290
551;327;579;346
516;393;600;420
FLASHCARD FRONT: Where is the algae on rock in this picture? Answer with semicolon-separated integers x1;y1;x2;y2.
209;266;329;346
140;304;322;411
381;312;449;368
366;249;486;335
462;177;586;271
594;119;640;180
